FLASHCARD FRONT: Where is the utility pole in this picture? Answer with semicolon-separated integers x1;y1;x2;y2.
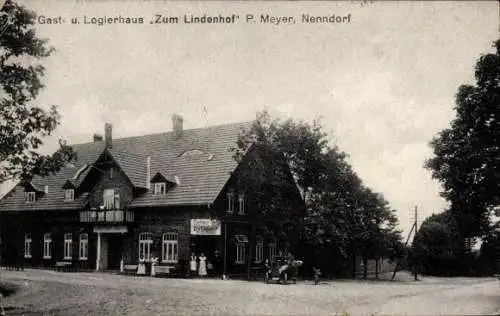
413;206;418;281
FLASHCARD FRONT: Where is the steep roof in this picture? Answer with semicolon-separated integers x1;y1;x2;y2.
0;121;252;211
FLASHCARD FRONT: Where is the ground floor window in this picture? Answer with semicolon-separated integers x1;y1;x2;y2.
162;232;178;263
234;234;248;265
269;239;277;261
64;233;73;260
79;234;88;260
24;233;32;258
255;236;263;263
43;233;52;259
139;232;153;261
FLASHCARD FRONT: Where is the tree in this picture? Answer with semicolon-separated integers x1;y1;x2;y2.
234;111;403;278
0;0;73;184
413;211;461;276
425;39;500;238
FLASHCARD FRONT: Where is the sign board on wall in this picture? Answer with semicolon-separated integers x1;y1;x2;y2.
190;219;221;236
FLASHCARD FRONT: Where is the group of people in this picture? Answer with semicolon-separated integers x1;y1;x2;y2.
189;250;222;278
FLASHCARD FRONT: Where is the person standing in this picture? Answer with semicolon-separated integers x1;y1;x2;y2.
198;253;207;277
190;253;197;278
212;250;222;279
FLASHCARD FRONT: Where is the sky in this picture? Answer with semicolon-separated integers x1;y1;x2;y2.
0;0;499;237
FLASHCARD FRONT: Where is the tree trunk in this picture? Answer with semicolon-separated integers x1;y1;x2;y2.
375;258;379;279
363;256;368;279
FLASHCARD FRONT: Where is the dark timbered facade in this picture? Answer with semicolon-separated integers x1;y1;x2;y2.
0;116;304;278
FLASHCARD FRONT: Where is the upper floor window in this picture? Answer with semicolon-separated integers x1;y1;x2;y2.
154;182;166;195
227;191;234;213
26;192;35;203
238;194;245;215
65;189;74;201
24;233;32;258
139;232;153;261
103;188;120;209
43;233;52;259
162;232;178;263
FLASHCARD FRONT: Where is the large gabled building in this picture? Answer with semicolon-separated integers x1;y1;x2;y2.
0;115;304;277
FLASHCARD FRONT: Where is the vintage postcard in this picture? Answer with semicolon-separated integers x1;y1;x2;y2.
0;1;498;315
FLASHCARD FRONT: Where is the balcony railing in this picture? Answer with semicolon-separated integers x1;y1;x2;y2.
80;209;134;223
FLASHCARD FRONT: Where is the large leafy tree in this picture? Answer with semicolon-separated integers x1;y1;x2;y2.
0;0;73;184
425;39;500;238
235;111;403;277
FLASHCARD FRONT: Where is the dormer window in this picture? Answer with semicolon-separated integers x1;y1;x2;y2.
154;182;166;195
65;189;75;201
26;192;35;203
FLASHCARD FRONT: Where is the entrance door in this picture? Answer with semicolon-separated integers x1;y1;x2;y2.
107;235;123;270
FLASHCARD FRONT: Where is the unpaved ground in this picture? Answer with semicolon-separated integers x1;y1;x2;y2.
0;269;498;315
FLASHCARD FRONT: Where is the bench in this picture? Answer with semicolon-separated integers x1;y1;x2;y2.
55;261;73;272
122;265;138;275
153;265;175;277
249;266;266;280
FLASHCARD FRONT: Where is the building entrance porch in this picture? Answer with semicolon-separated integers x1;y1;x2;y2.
94;226;128;271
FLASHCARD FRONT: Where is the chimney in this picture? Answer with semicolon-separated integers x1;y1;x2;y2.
93;134;103;142
172;114;183;139
146;156;151;189
104;122;112;149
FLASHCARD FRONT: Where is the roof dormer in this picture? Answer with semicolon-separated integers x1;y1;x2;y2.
150;172;176;195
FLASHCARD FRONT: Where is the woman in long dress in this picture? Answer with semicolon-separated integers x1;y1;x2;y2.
198;253;207;277
190;253;197;278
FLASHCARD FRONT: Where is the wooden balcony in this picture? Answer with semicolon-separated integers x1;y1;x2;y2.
80;209;134;223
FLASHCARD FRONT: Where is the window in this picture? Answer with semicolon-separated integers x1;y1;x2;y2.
26;192;35;203
24;233;32;258
79;234;88;260
64;233;72;260
154;183;166;195
227;191;234;213
139;232;153;261
269;239;277;261
162;233;178;263
43;233;52;259
255;236;263;263
103;189;120;209
236;243;246;264
238;193;245;215
65;189;74;201
234;234;248;265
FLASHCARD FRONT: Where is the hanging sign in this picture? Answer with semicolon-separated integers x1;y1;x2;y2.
190;219;221;236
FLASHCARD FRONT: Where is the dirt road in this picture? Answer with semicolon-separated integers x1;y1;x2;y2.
0;269;498;315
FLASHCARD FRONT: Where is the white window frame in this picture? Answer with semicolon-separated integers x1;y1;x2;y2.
24;233;32;258
65;189;74;201
79;233;88;260
154;182;166;195
43;233;52;259
269;239;277;261
139;232;153;261
162;232;178;263
238;193;245;215
26;192;35;203
64;233;73;260
236;242;246;265
255;236;263;263
227;191;234;213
